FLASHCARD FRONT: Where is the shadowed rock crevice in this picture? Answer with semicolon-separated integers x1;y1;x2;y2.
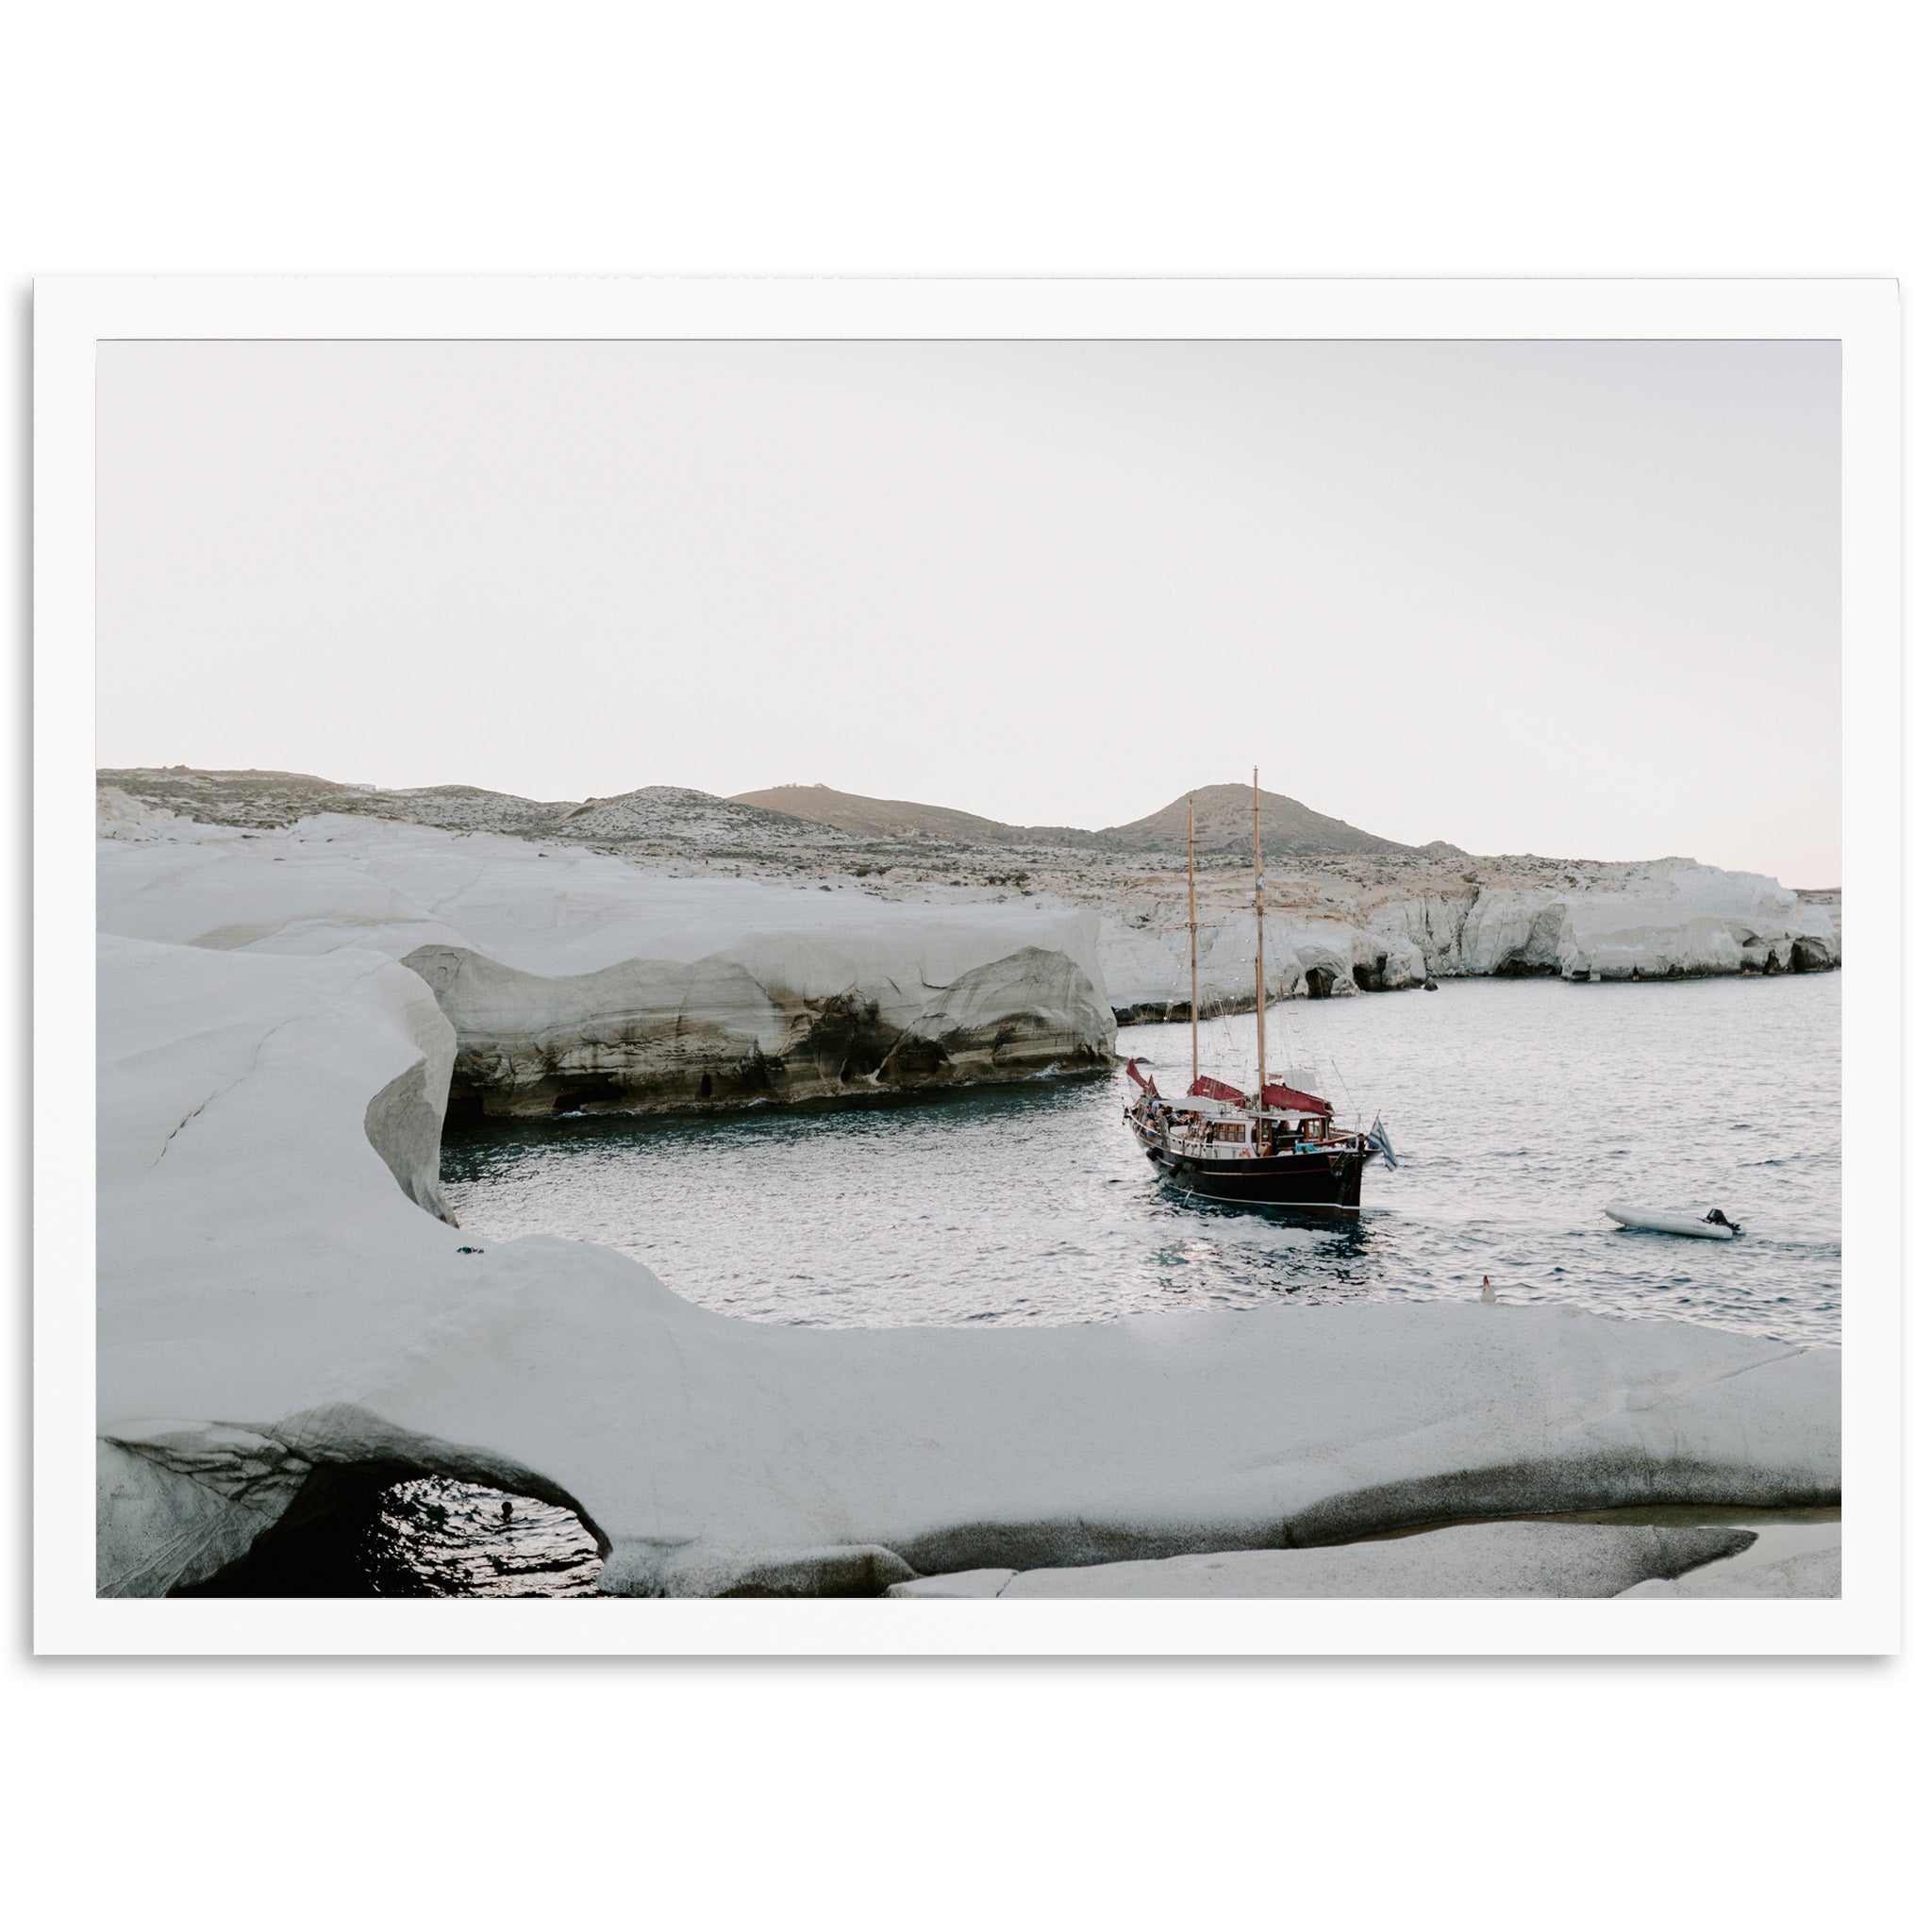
177;1470;606;1597
98;1406;610;1598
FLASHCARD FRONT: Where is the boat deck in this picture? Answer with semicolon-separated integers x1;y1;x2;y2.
1127;1095;1368;1208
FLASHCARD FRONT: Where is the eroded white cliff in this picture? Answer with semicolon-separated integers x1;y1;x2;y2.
96;812;1117;1112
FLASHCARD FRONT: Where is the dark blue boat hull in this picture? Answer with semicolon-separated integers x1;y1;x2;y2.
1139;1137;1366;1208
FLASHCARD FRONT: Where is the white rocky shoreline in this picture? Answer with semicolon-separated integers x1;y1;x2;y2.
1094;854;1840;1021
95;895;1841;1603
93;772;1841;1603
100;772;1841;1117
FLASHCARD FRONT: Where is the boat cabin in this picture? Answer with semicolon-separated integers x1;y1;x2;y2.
1127;1091;1341;1161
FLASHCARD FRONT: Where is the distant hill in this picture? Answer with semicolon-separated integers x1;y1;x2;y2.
105;767;1421;861
96;768;854;853
732;780;1414;857
730;783;1002;841
728;783;1091;847
96;767;571;836
553;786;854;845
1097;784;1416;858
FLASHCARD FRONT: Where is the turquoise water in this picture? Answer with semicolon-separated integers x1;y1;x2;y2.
441;974;1840;1345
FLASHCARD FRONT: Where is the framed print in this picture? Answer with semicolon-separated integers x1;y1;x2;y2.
35;276;1900;1655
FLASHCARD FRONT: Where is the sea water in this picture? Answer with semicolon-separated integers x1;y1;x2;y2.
441;974;1840;1347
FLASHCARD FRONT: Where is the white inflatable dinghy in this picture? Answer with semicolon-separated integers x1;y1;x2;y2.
1604;1202;1743;1240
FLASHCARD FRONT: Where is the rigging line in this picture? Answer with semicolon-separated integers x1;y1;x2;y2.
1329;1054;1362;1127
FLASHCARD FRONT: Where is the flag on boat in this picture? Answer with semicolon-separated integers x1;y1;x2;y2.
1366;1117;1398;1168
1124;1058;1160;1097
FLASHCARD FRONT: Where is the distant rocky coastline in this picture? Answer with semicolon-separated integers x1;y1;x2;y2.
101;769;1842;1086
1094;857;1840;1024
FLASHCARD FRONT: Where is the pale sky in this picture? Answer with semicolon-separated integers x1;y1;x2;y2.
96;338;1840;883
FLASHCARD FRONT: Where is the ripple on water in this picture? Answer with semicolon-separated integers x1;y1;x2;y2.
360;1480;605;1596
182;1477;606;1597
441;974;1840;1346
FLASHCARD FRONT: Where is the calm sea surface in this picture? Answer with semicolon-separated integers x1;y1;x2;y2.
441;974;1841;1346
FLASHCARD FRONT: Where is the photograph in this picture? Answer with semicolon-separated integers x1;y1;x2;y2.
62;291;1876;1640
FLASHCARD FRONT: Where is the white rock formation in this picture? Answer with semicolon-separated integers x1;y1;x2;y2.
1097;898;1415;1019
889;1523;1755;1598
1455;866;1841;982
1094;860;1840;1018
97;812;1116;1112
96;932;1840;1597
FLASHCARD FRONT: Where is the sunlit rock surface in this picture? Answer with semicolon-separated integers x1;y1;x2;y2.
96;811;1116;1112
96;934;1840;1598
889;1523;1756;1599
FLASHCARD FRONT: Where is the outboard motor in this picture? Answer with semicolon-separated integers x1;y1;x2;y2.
1705;1208;1741;1233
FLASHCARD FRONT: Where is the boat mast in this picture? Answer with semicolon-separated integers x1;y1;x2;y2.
1253;766;1267;1096
1188;794;1199;1090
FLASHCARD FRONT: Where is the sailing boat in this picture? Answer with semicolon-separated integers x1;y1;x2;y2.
1122;769;1385;1210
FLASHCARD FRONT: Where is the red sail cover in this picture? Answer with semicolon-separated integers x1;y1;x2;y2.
1188;1074;1244;1104
1261;1082;1331;1115
1125;1058;1160;1097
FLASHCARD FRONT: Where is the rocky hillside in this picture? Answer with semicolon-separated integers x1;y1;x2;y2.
99;767;858;856
106;767;1421;863
736;778;1417;858
1097;782;1415;858
727;782;1085;845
